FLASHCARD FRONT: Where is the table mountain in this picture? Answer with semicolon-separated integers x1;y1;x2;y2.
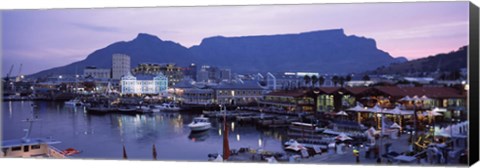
29;29;407;78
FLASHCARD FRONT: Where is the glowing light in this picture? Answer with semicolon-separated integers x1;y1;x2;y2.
231;122;235;132
237;134;240;141
258;138;262;147
218;128;222;136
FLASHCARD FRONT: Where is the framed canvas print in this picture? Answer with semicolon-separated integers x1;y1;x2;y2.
1;0;479;167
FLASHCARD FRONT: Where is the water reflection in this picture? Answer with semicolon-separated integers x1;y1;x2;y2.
9;101;12;118
188;131;210;142
3;101;288;160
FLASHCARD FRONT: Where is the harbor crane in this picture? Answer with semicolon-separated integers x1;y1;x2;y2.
15;64;23;82
4;64;14;81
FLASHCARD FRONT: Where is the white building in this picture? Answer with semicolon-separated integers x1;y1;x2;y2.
83;67;110;79
121;73;168;95
112;54;131;80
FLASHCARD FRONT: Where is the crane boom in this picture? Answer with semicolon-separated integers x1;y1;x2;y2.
16;64;23;82
4;64;14;80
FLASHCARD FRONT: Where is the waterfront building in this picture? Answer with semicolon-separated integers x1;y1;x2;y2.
182;88;215;105
261;85;466;119
120;73;168;95
83;66;111;79
112;54;131;80
267;72;303;90
213;80;265;105
132;63;184;86
261;89;316;113
266;72;277;90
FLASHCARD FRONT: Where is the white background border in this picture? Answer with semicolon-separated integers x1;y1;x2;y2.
0;0;479;168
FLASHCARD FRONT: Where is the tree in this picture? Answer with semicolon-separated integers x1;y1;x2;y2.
319;76;325;87
339;76;345;87
304;75;311;87
311;75;318;88
332;76;339;86
362;75;370;81
450;70;461;80
346;75;352;82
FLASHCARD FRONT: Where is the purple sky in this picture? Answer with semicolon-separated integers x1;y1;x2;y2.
1;2;469;76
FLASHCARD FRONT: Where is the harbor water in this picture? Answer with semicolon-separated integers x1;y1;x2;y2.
2;101;286;161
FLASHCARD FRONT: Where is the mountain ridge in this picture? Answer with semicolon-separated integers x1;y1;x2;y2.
30;29;410;78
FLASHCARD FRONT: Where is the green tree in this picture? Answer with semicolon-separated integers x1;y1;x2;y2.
319;76;325;87
332;76;339;86
311;75;318;88
346;75;352;82
362;75;370;81
304;75;311;87
339;76;345;87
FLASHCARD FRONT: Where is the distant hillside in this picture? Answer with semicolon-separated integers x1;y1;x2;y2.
192;29;407;74
30;29;407;78
29;33;194;78
367;46;467;75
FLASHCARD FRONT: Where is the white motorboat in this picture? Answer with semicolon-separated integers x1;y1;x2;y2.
155;103;181;112
188;115;212;132
149;105;161;113
64;98;83;106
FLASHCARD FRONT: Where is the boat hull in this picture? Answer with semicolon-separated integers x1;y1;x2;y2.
188;123;212;132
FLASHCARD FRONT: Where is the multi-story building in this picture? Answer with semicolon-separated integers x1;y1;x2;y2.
184;63;197;81
83;66;111;79
196;65;232;83
220;69;231;81
112;54;131;80
196;69;209;82
132;63;183;86
120;73;168;95
213;80;265;105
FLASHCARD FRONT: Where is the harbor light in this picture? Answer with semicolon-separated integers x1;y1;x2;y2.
237;134;240;141
258;138;262;147
58;75;62;79
231;122;235;132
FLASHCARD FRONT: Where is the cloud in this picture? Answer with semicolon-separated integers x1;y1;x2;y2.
69;22;122;33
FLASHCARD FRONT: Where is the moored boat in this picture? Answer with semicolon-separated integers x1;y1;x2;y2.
1;104;69;158
188;115;212;132
64;98;83;106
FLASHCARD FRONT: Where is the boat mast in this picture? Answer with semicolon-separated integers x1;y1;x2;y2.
222;104;230;161
21;104;38;142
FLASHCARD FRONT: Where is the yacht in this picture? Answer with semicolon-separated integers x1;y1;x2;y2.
64;98;83;106
188;115;212;132
1;105;68;158
155;103;181;112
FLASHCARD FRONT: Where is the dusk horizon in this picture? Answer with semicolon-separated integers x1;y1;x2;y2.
2;2;469;76
1;2;474;166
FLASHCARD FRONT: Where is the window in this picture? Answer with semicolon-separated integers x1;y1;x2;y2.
23;146;29;152
11;146;21;151
31;145;41;150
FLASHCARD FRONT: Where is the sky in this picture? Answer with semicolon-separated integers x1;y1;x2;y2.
1;1;470;76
